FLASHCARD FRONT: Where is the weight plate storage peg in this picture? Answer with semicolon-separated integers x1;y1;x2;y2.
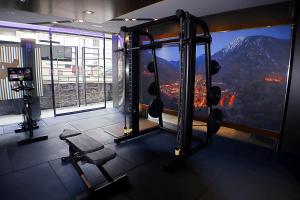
207;108;223;134
207;86;221;106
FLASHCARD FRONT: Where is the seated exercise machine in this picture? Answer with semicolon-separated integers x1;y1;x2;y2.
114;9;223;168
59;129;130;198
8;67;48;145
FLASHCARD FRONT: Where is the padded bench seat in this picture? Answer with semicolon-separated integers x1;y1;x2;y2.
59;129;82;140
85;148;116;165
66;134;104;154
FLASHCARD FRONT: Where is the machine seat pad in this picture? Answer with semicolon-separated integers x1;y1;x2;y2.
85;148;116;165
60;129;82;140
66;134;104;154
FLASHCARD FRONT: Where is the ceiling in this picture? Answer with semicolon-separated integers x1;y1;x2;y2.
0;0;291;34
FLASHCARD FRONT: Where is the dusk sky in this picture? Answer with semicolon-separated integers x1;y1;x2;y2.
155;25;291;62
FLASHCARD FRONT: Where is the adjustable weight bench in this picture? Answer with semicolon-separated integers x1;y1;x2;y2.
60;129;129;198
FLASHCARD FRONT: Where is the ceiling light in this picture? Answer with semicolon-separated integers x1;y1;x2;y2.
154;18;158;21
83;10;94;15
132;19;137;21
78;19;84;23
51;21;58;24
125;19;130;21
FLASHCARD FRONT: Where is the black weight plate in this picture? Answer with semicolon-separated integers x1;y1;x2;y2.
207;108;223;134
148;82;158;96
210;60;221;75
207;86;221;106
148;98;164;118
147;61;155;73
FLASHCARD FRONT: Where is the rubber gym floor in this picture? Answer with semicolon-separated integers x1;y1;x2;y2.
0;108;299;200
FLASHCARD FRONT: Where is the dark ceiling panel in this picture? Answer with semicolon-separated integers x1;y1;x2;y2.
0;0;162;24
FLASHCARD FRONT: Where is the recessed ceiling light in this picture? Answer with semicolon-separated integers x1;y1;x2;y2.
83;10;94;15
132;19;137;21
125;19;130;21
51;21;58;24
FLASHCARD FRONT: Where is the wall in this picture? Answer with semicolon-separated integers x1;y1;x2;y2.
40;83;112;109
0;83;112;114
281;2;300;157
279;1;300;180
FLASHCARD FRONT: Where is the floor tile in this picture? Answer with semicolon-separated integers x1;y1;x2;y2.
34;123;79;139
42;114;79;126
7;138;68;170
0;163;70;200
83;127;115;145
106;140;158;166
102;112;125;124
68;116;118;131
49;159;86;199
0;148;13;175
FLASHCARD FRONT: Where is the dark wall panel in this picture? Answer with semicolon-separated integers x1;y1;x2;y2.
281;2;300;156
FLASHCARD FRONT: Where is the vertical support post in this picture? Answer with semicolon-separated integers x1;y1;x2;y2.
112;34;120;108
82;47;87;105
204;38;213;142
176;11;197;156
103;37;107;107
128;30;140;134
75;46;80;107
49;30;57;116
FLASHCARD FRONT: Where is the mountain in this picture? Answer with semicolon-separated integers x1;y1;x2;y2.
140;50;179;84
142;35;291;131
204;35;290;131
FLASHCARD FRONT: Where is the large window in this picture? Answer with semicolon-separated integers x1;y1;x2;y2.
140;25;292;132
0;27;112;120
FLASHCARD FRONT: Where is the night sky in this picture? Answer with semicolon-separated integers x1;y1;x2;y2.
155;25;292;61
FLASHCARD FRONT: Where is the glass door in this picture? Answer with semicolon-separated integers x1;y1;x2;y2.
52;45;81;115
82;47;106;109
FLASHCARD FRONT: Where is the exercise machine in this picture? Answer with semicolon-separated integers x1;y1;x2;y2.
113;9;223;167
59;129;130;198
8;67;48;145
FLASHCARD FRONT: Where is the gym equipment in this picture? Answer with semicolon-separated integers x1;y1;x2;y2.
207;86;221;106
148;98;164;118
147;61;155;73
8;68;48;145
111;27;165;143
207;108;223;134
210;60;221;75
148;81;158;96
60;129;130;198
114;9;223;168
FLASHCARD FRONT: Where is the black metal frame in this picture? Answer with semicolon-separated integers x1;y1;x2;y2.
11;81;47;145
61;140;129;198
114;28;164;143
49;35;108;117
115;10;215;167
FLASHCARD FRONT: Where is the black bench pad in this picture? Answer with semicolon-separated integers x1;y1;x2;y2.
66;134;104;154
85;148;116;165
60;129;82;140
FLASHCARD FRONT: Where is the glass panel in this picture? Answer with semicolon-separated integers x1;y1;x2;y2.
50;33;108;115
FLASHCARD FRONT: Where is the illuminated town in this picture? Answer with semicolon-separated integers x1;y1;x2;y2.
159;74;237;109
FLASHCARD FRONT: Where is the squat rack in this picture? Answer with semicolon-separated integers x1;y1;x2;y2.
115;9;222;166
